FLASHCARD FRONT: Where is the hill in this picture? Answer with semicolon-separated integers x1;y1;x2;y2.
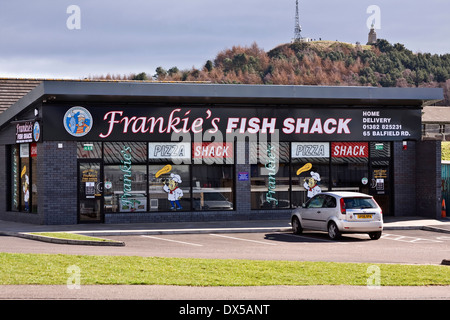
91;39;450;105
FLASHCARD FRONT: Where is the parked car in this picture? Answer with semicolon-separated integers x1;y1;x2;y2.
291;191;383;240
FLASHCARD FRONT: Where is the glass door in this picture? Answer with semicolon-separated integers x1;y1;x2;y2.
78;160;104;223
369;142;392;216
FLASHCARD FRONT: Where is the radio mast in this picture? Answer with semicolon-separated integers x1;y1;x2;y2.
293;0;303;42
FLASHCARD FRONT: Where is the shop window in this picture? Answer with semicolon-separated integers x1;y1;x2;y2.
103;142;148;213
9;144;38;213
250;142;290;209
104;164;148;213
370;142;391;159
331;142;369;193
77;142;102;159
10;145;20;212
104;142;147;164
291;142;330;207
148;142;234;212
148;165;191;211
19;144;31;212
192;165;234;210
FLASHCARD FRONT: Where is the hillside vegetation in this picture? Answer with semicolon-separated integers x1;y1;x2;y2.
92;39;450;105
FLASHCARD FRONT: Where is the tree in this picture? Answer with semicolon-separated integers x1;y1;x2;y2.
374;39;393;53
204;60;213;72
154;67;167;80
168;67;180;76
435;67;449;83
132;72;148;81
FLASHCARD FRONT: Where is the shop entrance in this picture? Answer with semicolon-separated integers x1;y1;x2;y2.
78;160;104;223
368;142;392;216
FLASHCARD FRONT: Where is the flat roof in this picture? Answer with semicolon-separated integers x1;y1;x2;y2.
0;80;444;129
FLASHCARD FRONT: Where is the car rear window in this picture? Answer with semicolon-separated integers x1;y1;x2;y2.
343;197;378;209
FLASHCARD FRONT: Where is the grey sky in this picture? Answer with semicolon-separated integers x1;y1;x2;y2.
1;0;449;79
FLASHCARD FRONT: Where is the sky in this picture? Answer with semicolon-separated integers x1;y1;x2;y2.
0;0;449;79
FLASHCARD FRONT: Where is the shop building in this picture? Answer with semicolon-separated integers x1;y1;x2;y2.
0;80;443;225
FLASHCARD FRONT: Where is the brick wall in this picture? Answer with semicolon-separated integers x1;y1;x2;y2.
39;141;78;225
393;140;442;218
415;140;442;218
393;141;417;216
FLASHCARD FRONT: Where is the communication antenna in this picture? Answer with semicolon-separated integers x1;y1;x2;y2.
293;0;303;42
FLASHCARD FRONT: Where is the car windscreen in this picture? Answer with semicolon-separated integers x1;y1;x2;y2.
343;197;378;209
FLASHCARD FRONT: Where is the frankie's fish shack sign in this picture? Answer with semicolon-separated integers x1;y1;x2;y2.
16;121;41;144
43;105;422;142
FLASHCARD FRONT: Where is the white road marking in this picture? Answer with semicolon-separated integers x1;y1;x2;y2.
381;233;442;243
141;235;203;247
209;233;277;245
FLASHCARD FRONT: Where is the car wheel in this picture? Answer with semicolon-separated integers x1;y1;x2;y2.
369;231;382;240
292;216;303;235
327;222;341;240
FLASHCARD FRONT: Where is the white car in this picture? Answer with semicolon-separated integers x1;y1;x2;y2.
291;191;383;240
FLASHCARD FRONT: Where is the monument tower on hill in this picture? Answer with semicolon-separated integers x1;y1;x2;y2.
367;24;377;45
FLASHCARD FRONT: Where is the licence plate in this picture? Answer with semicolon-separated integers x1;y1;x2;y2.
358;214;372;219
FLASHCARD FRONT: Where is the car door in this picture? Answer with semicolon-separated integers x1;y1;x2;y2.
315;195;337;231
301;194;325;230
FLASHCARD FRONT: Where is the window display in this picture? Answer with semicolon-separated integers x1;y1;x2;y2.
292;142;330;207
103;142;148;213
20;144;30;212
192;165;234;210
104;164;148;213
148;165;191;211
10;145;20;212
331;142;369;194
68;140;388;214
250;142;290;209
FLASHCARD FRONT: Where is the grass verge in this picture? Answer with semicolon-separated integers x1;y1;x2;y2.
443;141;450;161
0;252;449;286
29;232;115;242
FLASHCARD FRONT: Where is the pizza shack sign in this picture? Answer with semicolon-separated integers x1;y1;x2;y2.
46;105;421;142
292;142;368;158
148;142;234;163
331;142;368;158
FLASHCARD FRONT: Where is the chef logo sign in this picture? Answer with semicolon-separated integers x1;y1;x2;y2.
63;106;93;137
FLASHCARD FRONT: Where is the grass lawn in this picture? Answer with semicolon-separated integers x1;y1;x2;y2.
0;252;449;286
443;141;450;161
29;232;116;242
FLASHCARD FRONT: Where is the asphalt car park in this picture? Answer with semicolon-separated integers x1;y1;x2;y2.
1;229;448;265
109;230;450;265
